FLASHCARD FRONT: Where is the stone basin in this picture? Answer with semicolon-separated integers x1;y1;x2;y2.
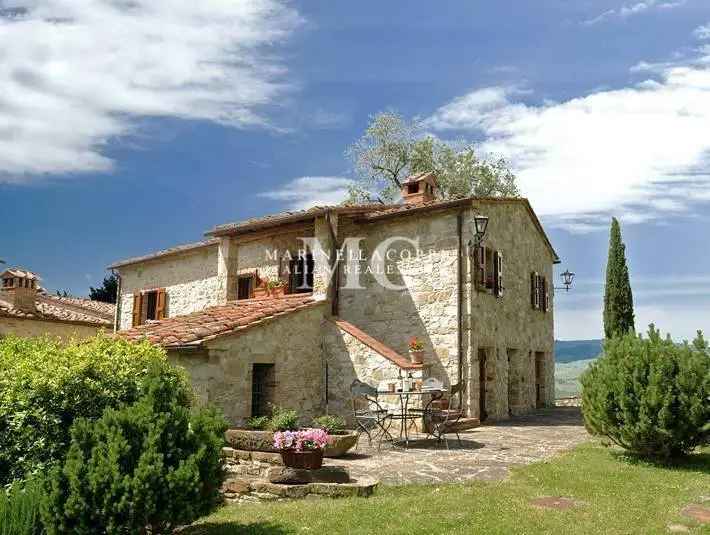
324;431;359;458
225;429;277;452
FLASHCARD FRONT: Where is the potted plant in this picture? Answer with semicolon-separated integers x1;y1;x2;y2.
312;415;358;458
273;428;329;469
266;278;286;297
408;337;425;364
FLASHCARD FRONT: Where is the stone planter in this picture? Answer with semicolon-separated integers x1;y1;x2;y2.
409;349;424;364
323;431;358;458
225;429;277;452
280;449;324;469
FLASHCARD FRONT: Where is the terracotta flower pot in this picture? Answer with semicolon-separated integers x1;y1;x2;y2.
409;349;424;364
280;449;324;469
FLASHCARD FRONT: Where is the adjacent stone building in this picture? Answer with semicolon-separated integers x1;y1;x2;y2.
113;174;559;426
0;268;115;339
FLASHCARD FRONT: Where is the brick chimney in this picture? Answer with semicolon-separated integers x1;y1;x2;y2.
401;172;438;205
1;268;39;314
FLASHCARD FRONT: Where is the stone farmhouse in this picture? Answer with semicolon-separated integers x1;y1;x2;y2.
113;173;559;426
0;268;115;338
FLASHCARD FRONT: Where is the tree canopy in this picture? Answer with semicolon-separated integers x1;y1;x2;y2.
345;111;520;204
89;273;118;304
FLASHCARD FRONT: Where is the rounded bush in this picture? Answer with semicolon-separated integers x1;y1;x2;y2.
42;372;227;535
0;334;191;484
268;407;300;431
581;326;710;459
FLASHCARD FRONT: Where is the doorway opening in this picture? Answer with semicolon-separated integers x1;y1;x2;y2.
251;364;276;417
535;352;545;408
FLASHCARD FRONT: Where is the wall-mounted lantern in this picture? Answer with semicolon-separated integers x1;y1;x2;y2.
472;215;489;246
555;269;575;292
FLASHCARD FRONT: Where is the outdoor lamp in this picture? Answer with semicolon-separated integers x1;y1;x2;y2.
472;215;489;245
556;269;575;292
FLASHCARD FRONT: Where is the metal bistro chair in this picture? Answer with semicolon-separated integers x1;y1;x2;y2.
350;379;393;450
423;380;466;448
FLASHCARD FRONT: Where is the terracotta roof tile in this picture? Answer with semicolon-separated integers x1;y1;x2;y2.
0;293;114;327
117;294;322;348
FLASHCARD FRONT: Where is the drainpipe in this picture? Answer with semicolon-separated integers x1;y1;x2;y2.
456;211;465;409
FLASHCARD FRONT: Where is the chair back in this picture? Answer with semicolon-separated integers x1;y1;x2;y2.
350;379;380;415
449;381;466;410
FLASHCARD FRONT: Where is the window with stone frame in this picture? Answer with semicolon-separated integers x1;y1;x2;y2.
132;288;166;327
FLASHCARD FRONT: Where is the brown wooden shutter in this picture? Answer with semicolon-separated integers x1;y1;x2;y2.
543;278;550;313
533;273;541;310
531;272;537;309
156;288;167;320
132;292;143;327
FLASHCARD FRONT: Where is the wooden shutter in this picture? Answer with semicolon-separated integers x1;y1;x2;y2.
532;273;540;310
132;292;143;327
493;251;503;297
543;278;550;313
156;288;167;320
531;272;537;309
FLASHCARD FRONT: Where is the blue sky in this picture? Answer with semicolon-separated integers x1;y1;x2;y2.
1;0;709;340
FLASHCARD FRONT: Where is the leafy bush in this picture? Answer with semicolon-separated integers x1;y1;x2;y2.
42;372;227;535
268;407;300;431
312;415;346;434
0;478;44;535
0;334;190;485
582;326;710;459
245;415;270;430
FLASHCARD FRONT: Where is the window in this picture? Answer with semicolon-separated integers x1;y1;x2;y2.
289;253;314;293
530;272;549;312
407;183;419;194
237;274;255;300
132;288;166;327
475;247;504;297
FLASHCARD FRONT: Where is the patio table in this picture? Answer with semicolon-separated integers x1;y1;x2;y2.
377;389;444;447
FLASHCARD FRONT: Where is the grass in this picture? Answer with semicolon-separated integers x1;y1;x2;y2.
0;478;43;535
184;442;710;535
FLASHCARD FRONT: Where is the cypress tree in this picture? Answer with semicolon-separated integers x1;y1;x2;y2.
603;217;635;339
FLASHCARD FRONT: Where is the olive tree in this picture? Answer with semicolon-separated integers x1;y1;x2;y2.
345;111;519;204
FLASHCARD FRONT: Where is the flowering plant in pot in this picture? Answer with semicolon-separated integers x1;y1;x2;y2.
273;428;329;469
408;337;425;364
266;278;286;297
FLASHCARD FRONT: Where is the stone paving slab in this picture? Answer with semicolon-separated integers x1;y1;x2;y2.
328;407;589;485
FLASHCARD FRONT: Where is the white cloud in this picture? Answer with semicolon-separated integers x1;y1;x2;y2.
423;51;710;228
582;0;685;25
258;176;353;210
694;23;710;41
0;0;301;181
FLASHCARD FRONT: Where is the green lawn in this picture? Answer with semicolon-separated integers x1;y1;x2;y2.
185;443;710;535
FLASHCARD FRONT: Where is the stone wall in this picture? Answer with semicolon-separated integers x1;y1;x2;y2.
0;317;103;339
118;244;220;330
337;212;461;393
169;303;327;427
462;201;556;420
322;320;427;420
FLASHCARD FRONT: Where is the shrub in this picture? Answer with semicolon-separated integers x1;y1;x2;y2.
0;334;190;485
312;415;346;434
42;372;227;535
0;478;44;535
268;407;300;431
245;415;270;430
582;326;710;459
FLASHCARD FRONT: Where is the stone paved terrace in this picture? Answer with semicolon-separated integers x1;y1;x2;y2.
328;407;589;485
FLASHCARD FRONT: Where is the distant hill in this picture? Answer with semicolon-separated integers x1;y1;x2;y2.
555;339;603;363
555;358;596;398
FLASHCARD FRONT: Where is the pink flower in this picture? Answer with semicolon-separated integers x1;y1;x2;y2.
273;428;329;451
